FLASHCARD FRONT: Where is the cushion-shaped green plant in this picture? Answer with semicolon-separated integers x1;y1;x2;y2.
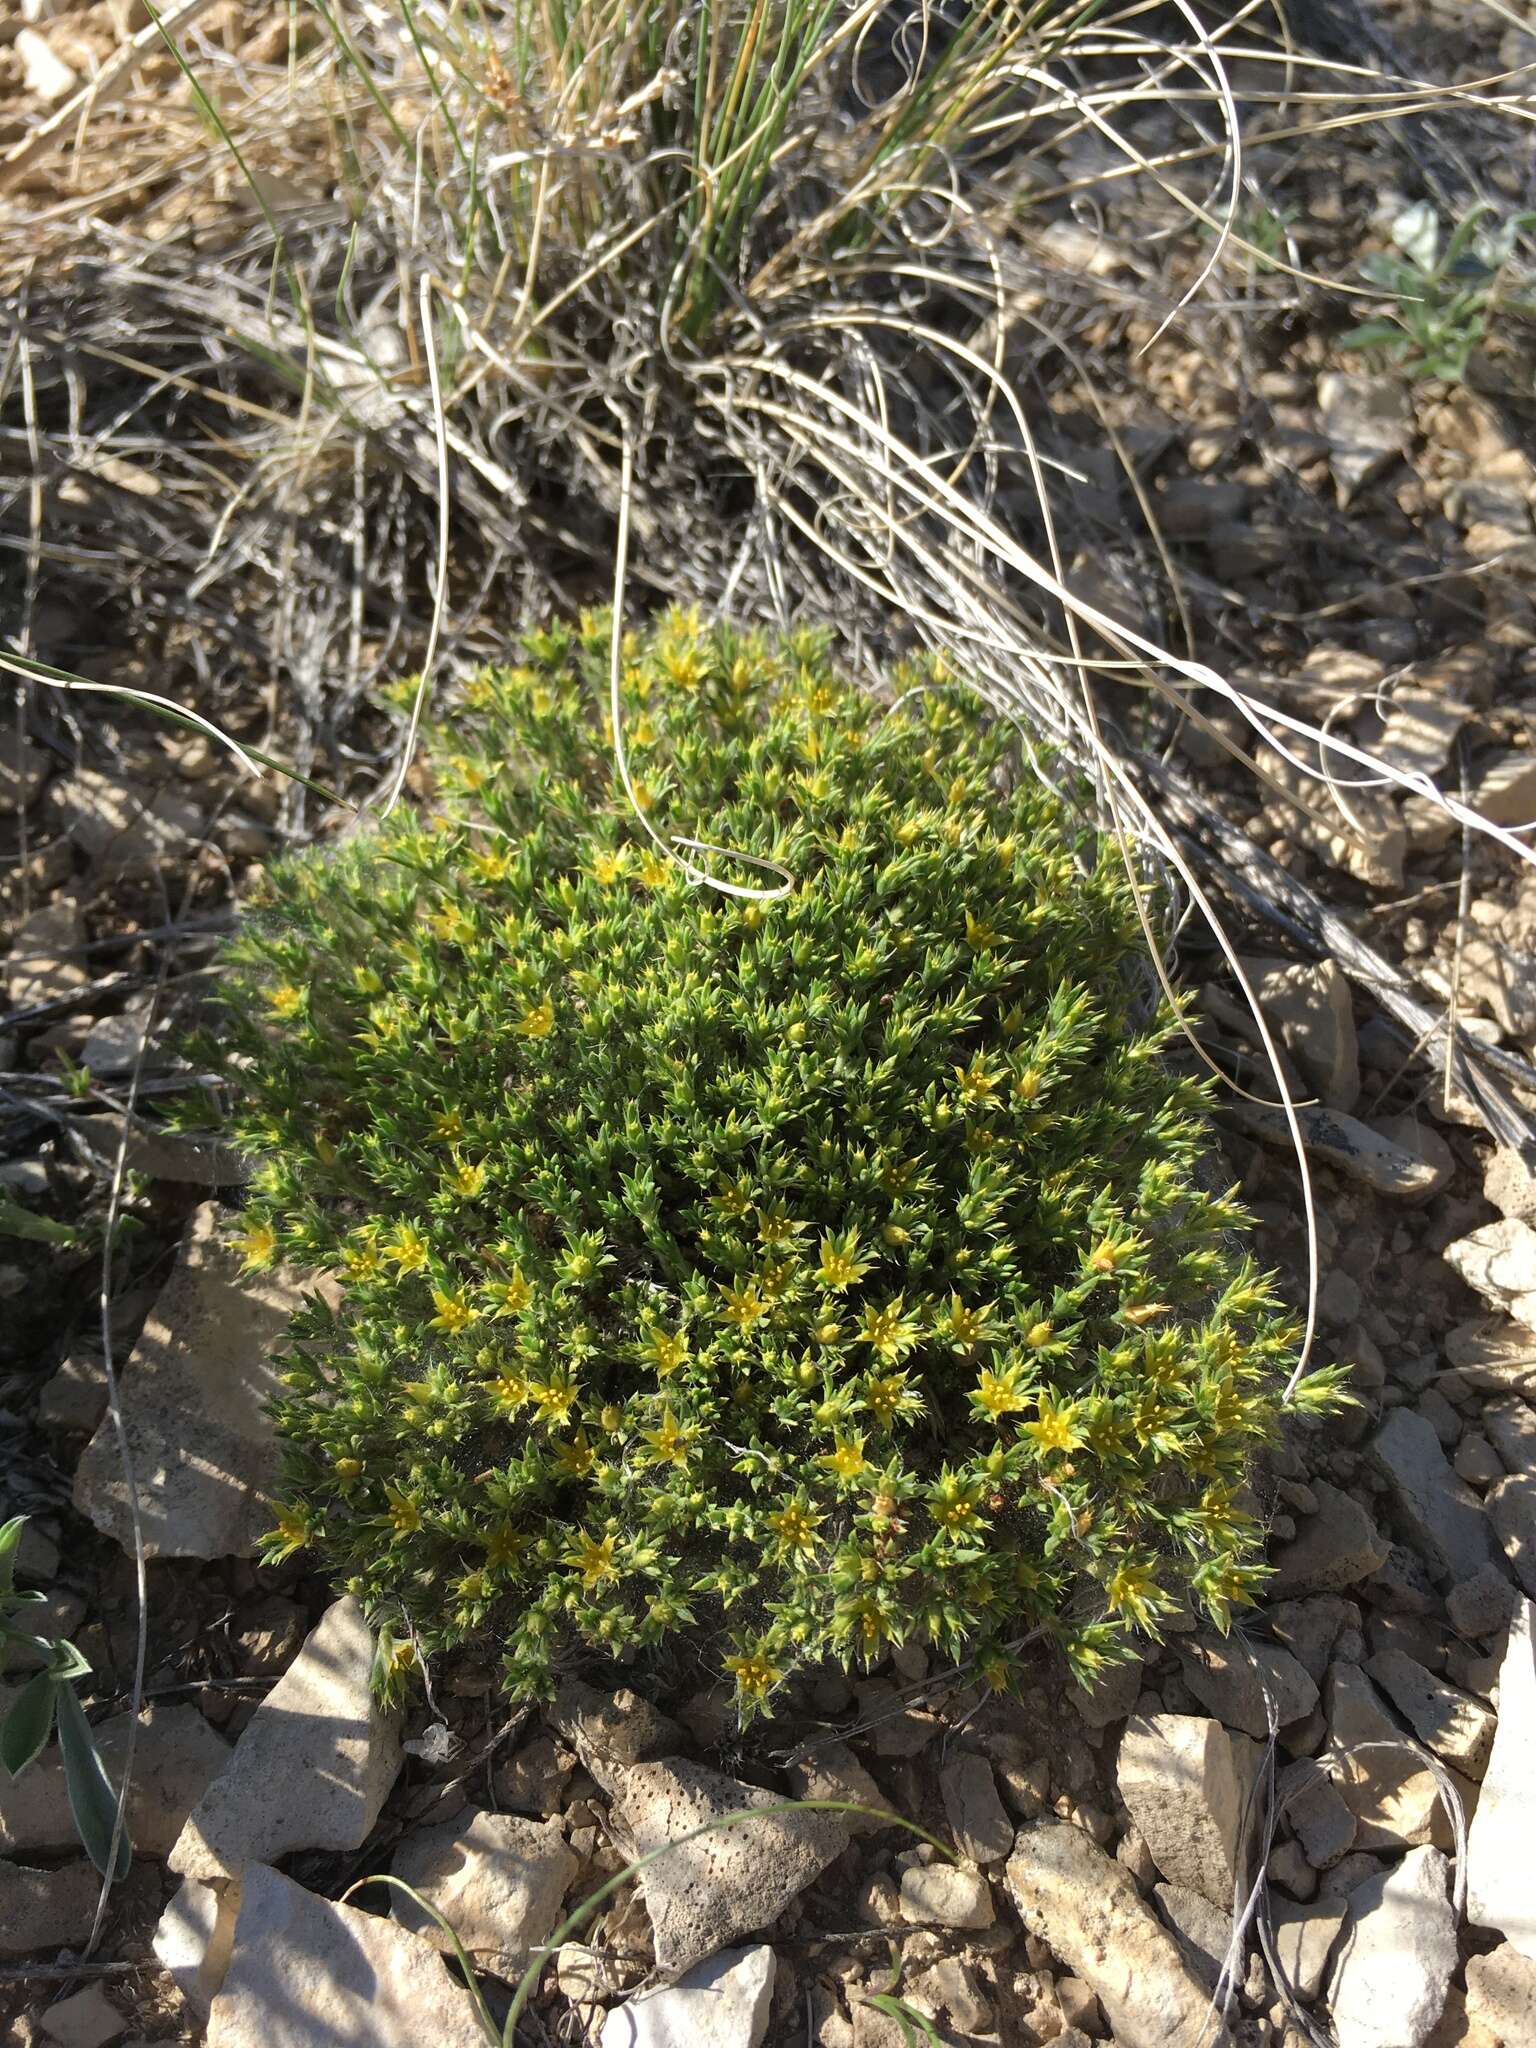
219;608;1337;1719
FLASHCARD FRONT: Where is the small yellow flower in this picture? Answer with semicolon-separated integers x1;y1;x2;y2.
973;1365;1028;1419
483;1521;523;1568
1023;1395;1083;1455
566;1529;618;1588
270;1504;312;1556
234;1220;278;1268
385;1489;421;1535
342;1243;380;1282
384;1224;429;1275
553;1432;595;1478
469;846;512;883
954;1055;999;1105
638;849;671;888
818;1435;870;1481
725;1650;783;1702
718;1281;768;1330
531;1372;579;1425
445;1157;487;1199
333;1455;363;1482
432;1109;465;1142
643;1407;695;1469
818;1229;869;1290
965;910;997;949
590;848;628;886
429;1287;477;1334
431;904;472;944
517;996;554;1040
1088;1235;1136;1275
857;1298;917;1363
767;1501;822;1554
489;1370;530;1413
267;983;305;1019
645;1326;688;1377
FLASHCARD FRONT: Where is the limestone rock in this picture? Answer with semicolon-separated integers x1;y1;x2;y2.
898;1861;995;1930
1465;1945;1536;2047
1268;1595;1363;1684
1152;1882;1232;1989
601;1945;776;2048
1369;1408;1498;1585
1271;1896;1346;2002
1233;1102;1437;1197
36;1353;107;1435
0;1700;229;1858
1364;1649;1496;1777
7;901;86;1010
784;1741;891;1837
1244;954;1359;1110
1329;1847;1456;2048
1117;1714;1253;1908
1447;1563;1519;1641
16;25;78;100
1176;1632;1318;1737
1444;1319;1536;1397
1276;1757;1357;1868
1446;1221;1536;1333
204;1864;489;2048
52;767;202;877
1488;1472;1536;1595
153;1876;238;2022
1068;1652;1144;1729
1269;1484;1390;1596
73;1204;320;1560
0;730;50;814
1472;749;1536;829
1006;1820;1213;2048
1485;1148;1536;1227
0;1859;97;1958
171;1598;401;1881
547;1681;683;1771
1319;372;1412;505
938;1752;1012;1866
36;1985;125;2048
390;1805;577;1976
1467;1597;1536;1956
1322;1664;1449;1853
594;1756;848;1976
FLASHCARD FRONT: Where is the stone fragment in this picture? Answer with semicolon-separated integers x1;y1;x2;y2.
494;1735;572;1818
593;1756;847;1976
1268;1837;1318;1900
1447;1563;1519;1640
52;767;202;877
1323;1664;1451;1853
1488;1473;1536;1595
73;1205;320;1560
1372;1114;1456;1202
37;1986;126;2048
1376;687;1471;779
204;1864;489;2048
171;1598;401;1881
36;1353;107;1435
1176;1633;1318;1738
1244;954;1359;1110
0;1699;229;1857
1370;1408;1498;1584
153;1877;239;2022
1319;372;1412;505
1447;1221;1536;1333
1467;1597;1536;1956
1269;1484;1390;1595
1465;1945;1536;2047
0;1860;97;1958
1457;1435;1505;1487
1116;1714;1253;1908
0;731;49;814
1271;1896;1345;2002
938;1752;1012;1866
1472;750;1536;828
1485;1396;1536;1476
909;1955;994;2034
1486;1149;1536;1227
1152;1881;1231;1989
1364;1649;1496;1776
1233;1102;1435;1196
785;1741;891;1836
547;1680;683;1770
1329;1847;1457;2048
16;25;78;99
1006;1820;1213;2048
1068;1652;1144;1729
898;1860;994;1930
600;1945;776;2048
1276;1757;1357;1868
1268;1595;1362;1684
390;1805;577;1976
1445;1319;1536;1397
6;900;85;1009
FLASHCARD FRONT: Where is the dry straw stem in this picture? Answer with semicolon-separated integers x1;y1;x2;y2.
3;1;1534;1382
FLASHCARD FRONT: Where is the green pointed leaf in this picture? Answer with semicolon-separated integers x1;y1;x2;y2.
0;1515;24;1599
55;1684;131;1881
1;1672;58;1779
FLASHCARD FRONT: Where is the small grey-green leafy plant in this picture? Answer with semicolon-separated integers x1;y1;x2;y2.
1343;200;1536;383
0;1516;130;1878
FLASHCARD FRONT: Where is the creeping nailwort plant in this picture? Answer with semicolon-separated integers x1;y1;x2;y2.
220;610;1337;1720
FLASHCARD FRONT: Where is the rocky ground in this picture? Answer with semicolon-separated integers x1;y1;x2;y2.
5;2;1536;2045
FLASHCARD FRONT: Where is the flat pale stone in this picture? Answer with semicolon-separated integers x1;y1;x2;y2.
1176;1632;1318;1738
170;1598;401;1881
73;1203;320;1559
0;1699;228;1858
1322;1664;1451;1853
1364;1650;1496;1777
1233;1102;1436;1197
1270;1896;1345;2002
1117;1715;1253;1908
1370;1408;1498;1586
37;1984;126;2048
0;1860;97;1958
1467;1597;1536;1957
1269;1484;1390;1595
1465;1945;1536;2045
600;1945;776;2048
0;731;50;814
938;1752;1013;1866
6;900;86;1009
1447;1221;1536;1333
1007;1820;1212;2048
593;1756;848;1976
1444;1319;1536;1396
784;1740;891;1837
52;767;202;877
390;1805;577;1976
153;1877;239;2022
1330;1847;1456;2048
204;1864;489;2048
898;1862;994;1930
